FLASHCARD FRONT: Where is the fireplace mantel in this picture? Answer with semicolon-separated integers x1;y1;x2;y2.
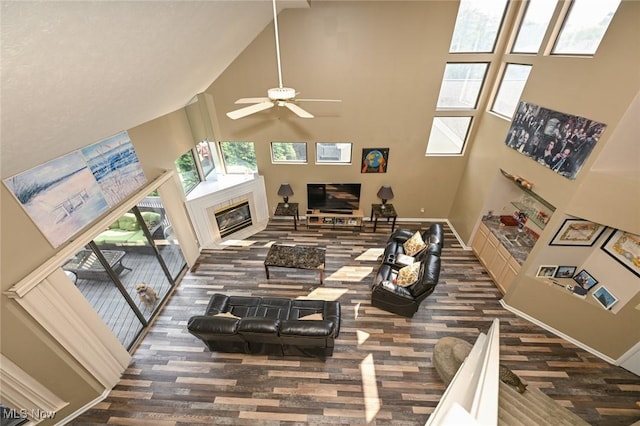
185;174;269;249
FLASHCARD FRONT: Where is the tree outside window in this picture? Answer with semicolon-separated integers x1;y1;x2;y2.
219;141;257;173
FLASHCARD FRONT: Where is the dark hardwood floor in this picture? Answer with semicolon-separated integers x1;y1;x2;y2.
72;220;640;425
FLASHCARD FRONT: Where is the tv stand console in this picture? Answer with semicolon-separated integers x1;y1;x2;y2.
306;209;364;230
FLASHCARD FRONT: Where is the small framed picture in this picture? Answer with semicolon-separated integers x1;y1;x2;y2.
572;269;598;291
554;266;577;278
550;218;606;246
536;265;558;278
592;286;618;310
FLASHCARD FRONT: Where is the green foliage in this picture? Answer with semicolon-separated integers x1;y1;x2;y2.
220;142;257;172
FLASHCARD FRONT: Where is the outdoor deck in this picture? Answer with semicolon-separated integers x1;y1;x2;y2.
74;244;186;348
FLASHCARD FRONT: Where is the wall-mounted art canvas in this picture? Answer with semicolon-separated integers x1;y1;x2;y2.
505;101;606;180
601;229;640;278
3;131;146;248
81;131;147;206
361;148;389;173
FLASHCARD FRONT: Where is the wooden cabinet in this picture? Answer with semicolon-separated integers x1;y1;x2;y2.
497;257;520;294
471;222;489;256
479;232;499;268
306;209;364;230
472;222;521;294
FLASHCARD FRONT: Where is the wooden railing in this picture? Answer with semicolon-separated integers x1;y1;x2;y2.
426;318;500;426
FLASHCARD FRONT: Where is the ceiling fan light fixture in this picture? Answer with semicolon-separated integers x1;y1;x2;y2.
268;87;296;100
225;0;341;120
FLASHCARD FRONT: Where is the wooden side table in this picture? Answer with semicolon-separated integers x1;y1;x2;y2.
274;202;300;230
371;203;397;232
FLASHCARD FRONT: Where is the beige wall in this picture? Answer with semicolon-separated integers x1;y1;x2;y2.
1;1;639;422
207;1;640;359
450;1;640;358
208;1;466;219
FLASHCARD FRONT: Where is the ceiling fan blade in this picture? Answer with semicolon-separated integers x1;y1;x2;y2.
283;102;314;118
226;101;274;120
295;99;342;103
235;97;270;104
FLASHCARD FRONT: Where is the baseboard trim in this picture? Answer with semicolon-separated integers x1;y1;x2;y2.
54;388;111;426
499;299;616;365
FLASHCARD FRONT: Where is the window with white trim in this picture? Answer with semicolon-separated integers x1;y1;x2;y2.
271;142;307;163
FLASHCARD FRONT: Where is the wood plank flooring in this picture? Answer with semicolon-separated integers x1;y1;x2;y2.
72;221;640;425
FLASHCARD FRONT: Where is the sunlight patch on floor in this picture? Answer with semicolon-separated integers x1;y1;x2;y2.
297;287;349;301
221;239;256;247
355;248;384;262
357;330;370;345
361;353;380;422
326;266;374;282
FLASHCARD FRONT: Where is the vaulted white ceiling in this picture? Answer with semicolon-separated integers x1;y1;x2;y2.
0;0;308;178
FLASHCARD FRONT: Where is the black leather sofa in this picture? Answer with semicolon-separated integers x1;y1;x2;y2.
370;224;443;317
187;293;341;360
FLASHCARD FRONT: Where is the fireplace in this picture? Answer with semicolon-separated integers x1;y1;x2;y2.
215;201;252;238
185;174;269;249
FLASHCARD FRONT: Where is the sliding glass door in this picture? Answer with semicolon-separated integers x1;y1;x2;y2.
63;193;186;349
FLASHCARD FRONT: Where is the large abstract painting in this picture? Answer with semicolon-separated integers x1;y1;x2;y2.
3;131;146;248
504;101;606;180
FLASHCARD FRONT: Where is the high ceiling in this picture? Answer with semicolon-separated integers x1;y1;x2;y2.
0;0;309;178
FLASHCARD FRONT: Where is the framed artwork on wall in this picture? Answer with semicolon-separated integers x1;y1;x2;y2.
549;218;606;246
2;131;146;248
554;266;576;278
504;101;606;180
572;269;598;291
536;265;558;278
361;148;389;173
601;229;640;278
593;286;618;310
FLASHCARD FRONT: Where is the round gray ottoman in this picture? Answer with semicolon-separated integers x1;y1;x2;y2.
433;336;473;384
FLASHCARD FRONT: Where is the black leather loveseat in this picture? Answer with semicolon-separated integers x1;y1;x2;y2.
370;223;443;317
187;293;341;360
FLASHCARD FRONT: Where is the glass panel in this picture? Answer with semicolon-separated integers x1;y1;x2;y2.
175;150;200;194
449;0;508;53
492;64;533;117
512;0;556;54
436;63;489;109
315;143;352;164
552;0;621;55
65;205;181;349
426;116;472;155
271;142;307;163
196;140;215;177
64;243;145;348
219;141;258;173
137;194;186;282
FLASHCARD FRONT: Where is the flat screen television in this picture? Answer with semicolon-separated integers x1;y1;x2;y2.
307;183;361;213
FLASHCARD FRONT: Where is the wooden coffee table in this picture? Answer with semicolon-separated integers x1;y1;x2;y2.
264;244;326;284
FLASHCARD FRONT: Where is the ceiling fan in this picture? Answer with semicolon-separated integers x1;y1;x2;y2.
226;0;341;120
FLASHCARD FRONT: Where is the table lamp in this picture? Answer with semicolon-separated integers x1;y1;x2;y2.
278;183;294;207
377;185;394;210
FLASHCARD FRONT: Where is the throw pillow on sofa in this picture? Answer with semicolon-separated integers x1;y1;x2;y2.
403;231;426;256
395;261;421;287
